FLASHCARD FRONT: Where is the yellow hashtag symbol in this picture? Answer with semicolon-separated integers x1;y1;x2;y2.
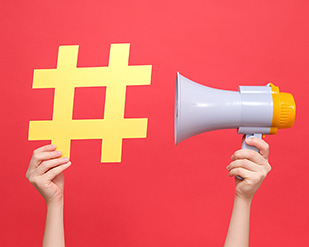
29;44;152;162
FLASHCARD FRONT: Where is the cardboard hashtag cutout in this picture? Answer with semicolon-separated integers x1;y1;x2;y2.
29;44;152;162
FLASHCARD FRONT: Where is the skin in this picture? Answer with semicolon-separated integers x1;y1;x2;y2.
26;144;71;247
26;137;270;247
224;137;271;247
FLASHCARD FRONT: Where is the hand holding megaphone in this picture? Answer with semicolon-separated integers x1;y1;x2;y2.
237;134;262;180
174;72;296;180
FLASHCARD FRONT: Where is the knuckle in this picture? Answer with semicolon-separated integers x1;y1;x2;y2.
264;142;270;150
260;170;267;179
31;152;40;161
257;168;268;180
247;150;256;159
28;176;37;185
230;160;239;169
228;171;232;177
232;167;240;175
32;148;40;156
235;167;241;173
267;163;272;172
236;159;246;167
228;161;236;168
26;171;35;183
49;168;58;177
40;160;48;169
261;163;271;175
232;150;241;159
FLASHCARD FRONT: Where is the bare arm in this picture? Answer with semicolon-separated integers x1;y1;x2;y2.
26;144;71;247
224;137;271;247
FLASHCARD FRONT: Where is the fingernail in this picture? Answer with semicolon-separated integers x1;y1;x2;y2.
63;157;69;162
246;137;253;142
50;144;56;149
226;165;230;170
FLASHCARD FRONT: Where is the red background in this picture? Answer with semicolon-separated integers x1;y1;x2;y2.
1;1;308;246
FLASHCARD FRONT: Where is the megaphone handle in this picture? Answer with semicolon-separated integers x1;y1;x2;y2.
236;133;262;180
241;133;262;152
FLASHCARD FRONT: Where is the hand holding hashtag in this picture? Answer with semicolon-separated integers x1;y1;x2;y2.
26;144;71;204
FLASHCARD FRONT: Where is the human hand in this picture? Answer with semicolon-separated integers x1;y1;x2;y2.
26;144;71;205
226;137;271;201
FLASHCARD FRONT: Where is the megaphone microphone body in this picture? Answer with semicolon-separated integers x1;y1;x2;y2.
174;72;296;180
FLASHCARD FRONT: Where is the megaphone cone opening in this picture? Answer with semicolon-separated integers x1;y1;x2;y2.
174;72;180;145
174;73;296;146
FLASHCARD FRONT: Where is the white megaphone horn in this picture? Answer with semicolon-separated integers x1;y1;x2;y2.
174;72;296;178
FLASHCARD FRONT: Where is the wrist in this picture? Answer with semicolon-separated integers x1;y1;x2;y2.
234;193;253;205
46;197;64;209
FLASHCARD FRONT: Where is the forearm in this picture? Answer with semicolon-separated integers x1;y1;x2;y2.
224;196;252;247
43;200;65;247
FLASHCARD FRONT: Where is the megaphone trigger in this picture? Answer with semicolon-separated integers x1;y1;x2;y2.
241;133;262;152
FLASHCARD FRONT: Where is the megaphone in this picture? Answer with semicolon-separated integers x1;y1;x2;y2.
174;72;296;152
